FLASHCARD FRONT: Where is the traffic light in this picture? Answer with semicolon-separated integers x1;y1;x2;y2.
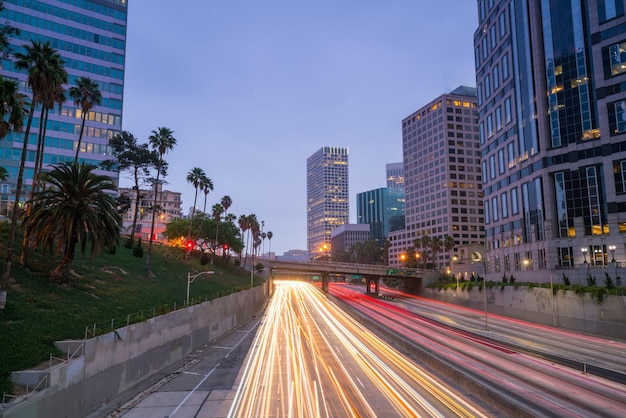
223;244;229;251
186;240;194;251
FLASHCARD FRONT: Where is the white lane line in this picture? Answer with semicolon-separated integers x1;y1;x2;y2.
169;320;260;417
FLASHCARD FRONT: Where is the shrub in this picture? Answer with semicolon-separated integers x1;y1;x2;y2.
561;273;570;286
509;274;516;284
502;274;508;283
604;272;615;290
586;273;596;287
133;238;143;258
124;237;134;249
200;252;209;266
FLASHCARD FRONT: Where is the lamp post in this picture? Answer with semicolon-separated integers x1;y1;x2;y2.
250;268;264;289
452;255;458;288
187;271;214;307
609;245;616;263
581;247;588;264
481;252;488;331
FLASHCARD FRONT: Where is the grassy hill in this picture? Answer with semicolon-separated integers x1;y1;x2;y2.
0;224;255;395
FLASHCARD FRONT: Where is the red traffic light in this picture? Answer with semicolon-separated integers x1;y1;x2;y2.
186;241;194;250
223;244;229;250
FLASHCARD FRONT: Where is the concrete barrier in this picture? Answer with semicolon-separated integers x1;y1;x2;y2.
424;286;626;339
3;283;269;418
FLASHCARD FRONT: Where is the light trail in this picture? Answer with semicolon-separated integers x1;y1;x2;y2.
228;280;486;417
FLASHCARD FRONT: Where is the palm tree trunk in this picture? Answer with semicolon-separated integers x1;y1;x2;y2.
129;169;141;245
50;239;76;284
188;188;198;238
0;105;36;310
74;114;86;161
146;161;162;276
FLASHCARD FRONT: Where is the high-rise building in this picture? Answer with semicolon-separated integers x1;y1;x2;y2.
330;223;370;254
475;0;626;283
0;0;127;211
386;162;404;190
388;86;482;267
356;187;404;244
306;146;349;255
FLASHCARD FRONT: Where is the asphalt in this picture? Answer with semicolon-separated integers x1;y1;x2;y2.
86;317;262;418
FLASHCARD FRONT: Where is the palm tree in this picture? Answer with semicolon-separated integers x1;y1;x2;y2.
238;214;249;266
220;195;232;218
430;236;443;270
0;77;26;310
196;175;214;238
146;127;176;276
421;235;431;268
23;161;121;283
0;166;7;182
186;167;206;237
68;76;101;161
212;203;224;263
267;231;273;260
13;40;67;269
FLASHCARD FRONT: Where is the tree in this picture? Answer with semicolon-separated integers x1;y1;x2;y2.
267;231;273;260
145;127;176;276
102;131;160;246
212;203;224;262
186;167;206;237
13;40;67;269
238;214;249;265
0;1;18;61
430;236;443;270
0;77;26;310
23;161;121;283
220;195;232;218
443;235;455;256
68;76;102;161
0;166;7;182
421;235;431;268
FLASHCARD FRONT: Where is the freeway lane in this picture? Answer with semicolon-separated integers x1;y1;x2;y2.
330;283;626;417
228;280;492;417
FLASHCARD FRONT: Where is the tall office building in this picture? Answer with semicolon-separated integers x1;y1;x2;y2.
386;162;404;190
475;0;626;283
388;86;483;267
0;0;127;211
306;146;349;255
356;187;404;244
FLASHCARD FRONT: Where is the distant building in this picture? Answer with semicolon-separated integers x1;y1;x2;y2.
330;224;370;254
388;86;482;267
277;249;310;262
0;1;127;210
356;187;404;245
306;146;349;254
119;183;182;242
386;162;405;190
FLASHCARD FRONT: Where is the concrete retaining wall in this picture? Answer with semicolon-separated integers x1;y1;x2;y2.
3;283;269;418
424;286;626;339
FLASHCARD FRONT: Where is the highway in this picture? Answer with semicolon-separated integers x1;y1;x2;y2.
228;280;489;417
330;283;626;417
104;280;626;417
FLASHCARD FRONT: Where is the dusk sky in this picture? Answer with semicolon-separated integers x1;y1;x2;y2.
121;1;479;255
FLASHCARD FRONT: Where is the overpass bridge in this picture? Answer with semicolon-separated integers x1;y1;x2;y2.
267;259;440;295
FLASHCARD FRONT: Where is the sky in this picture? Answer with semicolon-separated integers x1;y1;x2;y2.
121;1;479;255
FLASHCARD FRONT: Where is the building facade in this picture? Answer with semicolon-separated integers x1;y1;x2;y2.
306;146;349;255
356;187;405;244
0;0;127;211
476;0;626;284
388;86;483;268
330;223;370;254
119;183;182;242
386;162;404;190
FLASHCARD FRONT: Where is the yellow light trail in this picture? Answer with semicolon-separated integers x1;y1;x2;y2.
228;280;486;418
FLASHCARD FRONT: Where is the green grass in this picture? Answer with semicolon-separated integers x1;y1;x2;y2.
0;226;254;395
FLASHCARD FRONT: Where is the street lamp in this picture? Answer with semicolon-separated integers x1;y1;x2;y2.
581;247;588;264
452;255;458;288
187;271;214;307
609;245;616;262
319;243;330;261
250;267;265;289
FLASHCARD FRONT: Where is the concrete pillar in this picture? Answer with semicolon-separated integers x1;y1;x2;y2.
321;272;329;292
365;275;379;295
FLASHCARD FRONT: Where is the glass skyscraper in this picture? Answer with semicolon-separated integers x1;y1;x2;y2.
476;0;626;283
0;0;127;212
356;187;405;245
306;146;349;255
